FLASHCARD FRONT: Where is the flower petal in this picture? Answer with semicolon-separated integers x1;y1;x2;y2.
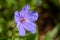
17;22;26;36
19;5;30;17
23;21;36;34
22;5;30;11
14;11;20;23
27;11;38;22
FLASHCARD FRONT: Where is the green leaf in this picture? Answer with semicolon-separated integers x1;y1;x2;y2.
44;23;60;40
5;0;16;8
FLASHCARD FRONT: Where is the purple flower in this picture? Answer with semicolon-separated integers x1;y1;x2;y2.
14;5;38;36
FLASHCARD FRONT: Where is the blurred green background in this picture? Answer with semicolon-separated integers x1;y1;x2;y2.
0;0;60;40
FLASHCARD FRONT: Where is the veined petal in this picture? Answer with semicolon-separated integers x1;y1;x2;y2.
14;11;20;23
22;5;30;11
19;5;30;17
27;11;38;22
17;22;26;36
23;21;36;34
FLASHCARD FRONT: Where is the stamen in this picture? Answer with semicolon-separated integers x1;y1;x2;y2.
20;18;26;23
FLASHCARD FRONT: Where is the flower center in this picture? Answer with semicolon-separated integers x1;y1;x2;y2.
20;18;26;23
